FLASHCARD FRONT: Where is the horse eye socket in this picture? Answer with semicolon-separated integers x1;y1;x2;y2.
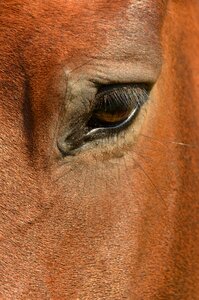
86;83;150;137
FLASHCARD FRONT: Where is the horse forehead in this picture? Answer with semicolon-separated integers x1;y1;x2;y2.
3;0;166;29
2;0;166;64
61;0;167;15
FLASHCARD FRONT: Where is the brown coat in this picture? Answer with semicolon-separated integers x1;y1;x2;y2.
0;0;199;299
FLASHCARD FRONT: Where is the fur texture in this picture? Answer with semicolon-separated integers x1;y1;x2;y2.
0;0;199;299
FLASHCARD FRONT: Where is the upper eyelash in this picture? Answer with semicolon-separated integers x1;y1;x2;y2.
95;84;149;110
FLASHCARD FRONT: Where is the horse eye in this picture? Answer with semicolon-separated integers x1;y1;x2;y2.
57;83;151;155
86;83;150;138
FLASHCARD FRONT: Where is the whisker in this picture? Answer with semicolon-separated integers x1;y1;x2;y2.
169;141;198;147
121;154;153;220
140;134;198;148
127;154;165;204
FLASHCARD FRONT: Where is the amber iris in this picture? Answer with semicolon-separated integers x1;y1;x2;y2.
93;109;131;124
